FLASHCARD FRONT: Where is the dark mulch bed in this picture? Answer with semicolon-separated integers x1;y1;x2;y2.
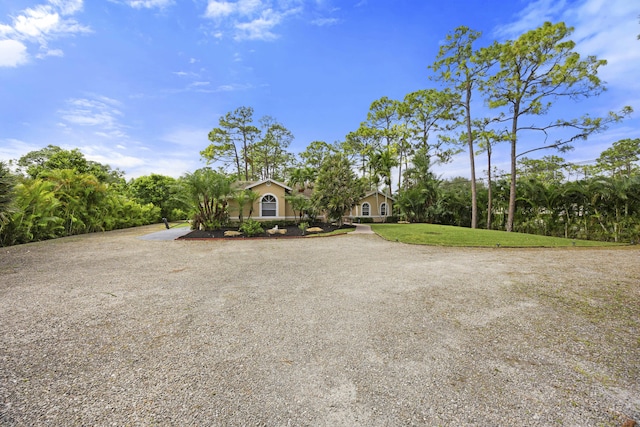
178;223;355;239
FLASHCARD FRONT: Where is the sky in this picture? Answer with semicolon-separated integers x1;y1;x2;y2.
0;0;638;181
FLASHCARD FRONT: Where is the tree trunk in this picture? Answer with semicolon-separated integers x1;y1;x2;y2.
465;86;478;229
506;108;519;233
486;144;493;230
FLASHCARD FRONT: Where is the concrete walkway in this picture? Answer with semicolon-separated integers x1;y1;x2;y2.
137;226;192;241
350;223;375;234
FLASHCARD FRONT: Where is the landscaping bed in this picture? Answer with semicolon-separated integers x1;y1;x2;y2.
178;223;355;239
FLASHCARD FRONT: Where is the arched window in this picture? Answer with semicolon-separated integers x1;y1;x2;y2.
261;194;277;217
362;202;370;216
380;202;387;216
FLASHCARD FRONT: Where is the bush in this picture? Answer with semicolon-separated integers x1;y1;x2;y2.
354;217;374;223
384;215;399;223
239;219;264;237
298;222;308;235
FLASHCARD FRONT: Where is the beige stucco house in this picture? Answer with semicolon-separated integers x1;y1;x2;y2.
229;179;297;221
228;179;394;223
346;190;394;223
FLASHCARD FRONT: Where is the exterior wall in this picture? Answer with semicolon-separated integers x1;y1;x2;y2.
228;180;298;221
347;192;393;223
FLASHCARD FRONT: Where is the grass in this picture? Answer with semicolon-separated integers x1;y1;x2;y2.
370;223;624;247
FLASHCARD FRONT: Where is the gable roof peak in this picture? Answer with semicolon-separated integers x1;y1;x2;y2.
245;178;292;191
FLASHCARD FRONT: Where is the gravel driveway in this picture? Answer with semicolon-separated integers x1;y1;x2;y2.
1;224;639;426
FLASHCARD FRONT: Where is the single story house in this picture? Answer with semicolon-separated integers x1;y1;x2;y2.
228;179;394;223
346;190;394;223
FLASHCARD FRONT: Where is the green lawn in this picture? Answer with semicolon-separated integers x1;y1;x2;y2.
370;223;623;247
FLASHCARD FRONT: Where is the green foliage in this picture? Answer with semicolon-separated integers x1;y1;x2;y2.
180;168;232;230
482;21;631;231
285;193;310;224
354;217;374;223
202;107;295;182
312;154;365;225
128;174;184;221
299;141;336;170
298;221;308;235
0;161;16;227
397;147;440;223
239;218;263;237
595;138;640;178
17;145;123;183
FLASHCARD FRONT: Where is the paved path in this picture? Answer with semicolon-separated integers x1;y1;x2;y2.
137;226;192;241
350;223;375;234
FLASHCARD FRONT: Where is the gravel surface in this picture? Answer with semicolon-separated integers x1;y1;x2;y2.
1;224;639;426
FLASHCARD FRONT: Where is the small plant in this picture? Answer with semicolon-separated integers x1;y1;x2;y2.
239;219;263;237
298;221;308;235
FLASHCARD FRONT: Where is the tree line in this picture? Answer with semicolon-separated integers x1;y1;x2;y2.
1;21;638;245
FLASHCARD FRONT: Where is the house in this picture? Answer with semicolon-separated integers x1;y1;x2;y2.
346;190;394;223
228;179;394;223
229;179;297;221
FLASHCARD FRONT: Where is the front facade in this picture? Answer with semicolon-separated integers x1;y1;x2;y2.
346;190;394;223
228;179;394;223
229;179;298;221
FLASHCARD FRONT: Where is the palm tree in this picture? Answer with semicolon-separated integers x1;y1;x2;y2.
180;168;233;230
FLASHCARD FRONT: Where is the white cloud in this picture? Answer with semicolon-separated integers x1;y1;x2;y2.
311;17;339;26
234;9;282;41
48;0;84;15
162;128;211;149
118;0;174;9
0;138;41;163
494;0;567;39
0;39;29;67
205;1;236;18
203;0;302;41
36;47;64;58
59;96;127;137
0;0;90;67
493;0;640;91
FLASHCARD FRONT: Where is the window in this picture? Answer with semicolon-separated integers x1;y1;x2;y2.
261;194;277;217
380;202;387;216
362;202;370;216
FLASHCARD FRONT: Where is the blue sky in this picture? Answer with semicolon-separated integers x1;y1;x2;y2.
1;0;638;180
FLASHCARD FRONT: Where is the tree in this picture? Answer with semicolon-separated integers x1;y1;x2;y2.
17;145;123;183
397;147;440;222
370;148;397;221
179;168;233;230
128;174;184;221
471;118;506;229
399;88;460;162
285;193;310;224
431;26;496;229
202;107;260;180
252;117;295;181
484;21;632;232
299;140;336;170
0;162;16;227
287;166;317;192
517;155;567;185
342;126;380;188
312;154;365;225
42;169;107;235
595;138;640;178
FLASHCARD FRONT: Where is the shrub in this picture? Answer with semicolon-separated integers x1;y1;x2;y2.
298;222;308;235
239;219;263;237
354;217;374;223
